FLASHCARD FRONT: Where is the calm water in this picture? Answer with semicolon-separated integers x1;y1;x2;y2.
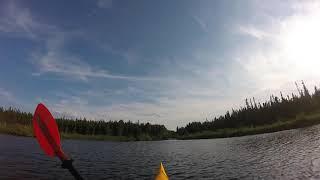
2;125;320;179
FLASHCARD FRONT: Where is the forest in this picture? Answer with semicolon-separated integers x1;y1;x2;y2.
177;81;320;139
1;81;320;140
0;107;172;141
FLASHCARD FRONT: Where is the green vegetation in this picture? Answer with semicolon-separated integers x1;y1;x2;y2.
2;81;320;141
0;123;33;137
0;107;173;141
178;112;320;139
177;81;320;139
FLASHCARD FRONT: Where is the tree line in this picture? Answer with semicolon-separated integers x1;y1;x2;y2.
0;107;171;140
177;81;320;135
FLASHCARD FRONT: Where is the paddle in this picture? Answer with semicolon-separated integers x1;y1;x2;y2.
32;103;84;180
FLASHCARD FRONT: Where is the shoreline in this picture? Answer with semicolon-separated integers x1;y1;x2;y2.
178;112;320;140
1;112;320;141
0;124;167;141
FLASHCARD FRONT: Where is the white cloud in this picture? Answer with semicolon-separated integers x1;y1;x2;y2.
31;35;163;82
0;1;56;39
0;2;154;82
32;52;163;81
97;0;113;9
238;25;272;40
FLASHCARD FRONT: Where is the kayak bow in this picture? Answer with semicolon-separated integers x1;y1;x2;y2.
155;162;169;180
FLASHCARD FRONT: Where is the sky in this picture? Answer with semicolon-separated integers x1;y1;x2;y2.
1;0;320;130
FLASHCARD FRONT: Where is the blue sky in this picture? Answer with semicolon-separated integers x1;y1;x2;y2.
1;0;320;129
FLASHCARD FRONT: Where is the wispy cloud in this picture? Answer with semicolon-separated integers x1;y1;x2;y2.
31;35;163;82
102;44;141;65
192;15;208;32
238;25;271;40
0;88;16;103
97;0;113;9
4;3;161;83
0;1;56;39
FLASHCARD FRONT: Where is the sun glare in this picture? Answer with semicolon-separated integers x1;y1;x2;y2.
281;9;320;76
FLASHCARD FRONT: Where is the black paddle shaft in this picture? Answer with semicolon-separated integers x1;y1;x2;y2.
62;159;84;180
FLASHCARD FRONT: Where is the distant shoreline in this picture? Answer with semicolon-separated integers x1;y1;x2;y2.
1;112;320;141
178;112;320;140
0;124;160;141
0;106;173;142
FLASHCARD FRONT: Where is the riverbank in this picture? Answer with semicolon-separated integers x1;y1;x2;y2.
2;112;320;141
178;112;320;140
0;123;154;141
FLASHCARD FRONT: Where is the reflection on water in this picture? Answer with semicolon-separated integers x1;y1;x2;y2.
1;125;320;179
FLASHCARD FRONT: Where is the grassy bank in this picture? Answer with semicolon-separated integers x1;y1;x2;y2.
0;123;33;137
178;112;320;140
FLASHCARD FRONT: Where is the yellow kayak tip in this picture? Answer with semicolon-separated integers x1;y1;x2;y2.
155;162;169;180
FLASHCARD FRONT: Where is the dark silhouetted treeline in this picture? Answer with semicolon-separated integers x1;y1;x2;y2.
177;81;320;136
0;107;172;140
56;119;170;140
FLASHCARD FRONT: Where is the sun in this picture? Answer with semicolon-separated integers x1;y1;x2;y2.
281;7;320;76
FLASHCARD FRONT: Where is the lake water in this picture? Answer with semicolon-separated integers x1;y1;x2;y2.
2;125;320;179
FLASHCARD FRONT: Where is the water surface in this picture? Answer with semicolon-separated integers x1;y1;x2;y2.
1;125;320;179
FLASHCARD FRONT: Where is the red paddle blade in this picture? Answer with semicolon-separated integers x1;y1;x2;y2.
32;103;61;157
